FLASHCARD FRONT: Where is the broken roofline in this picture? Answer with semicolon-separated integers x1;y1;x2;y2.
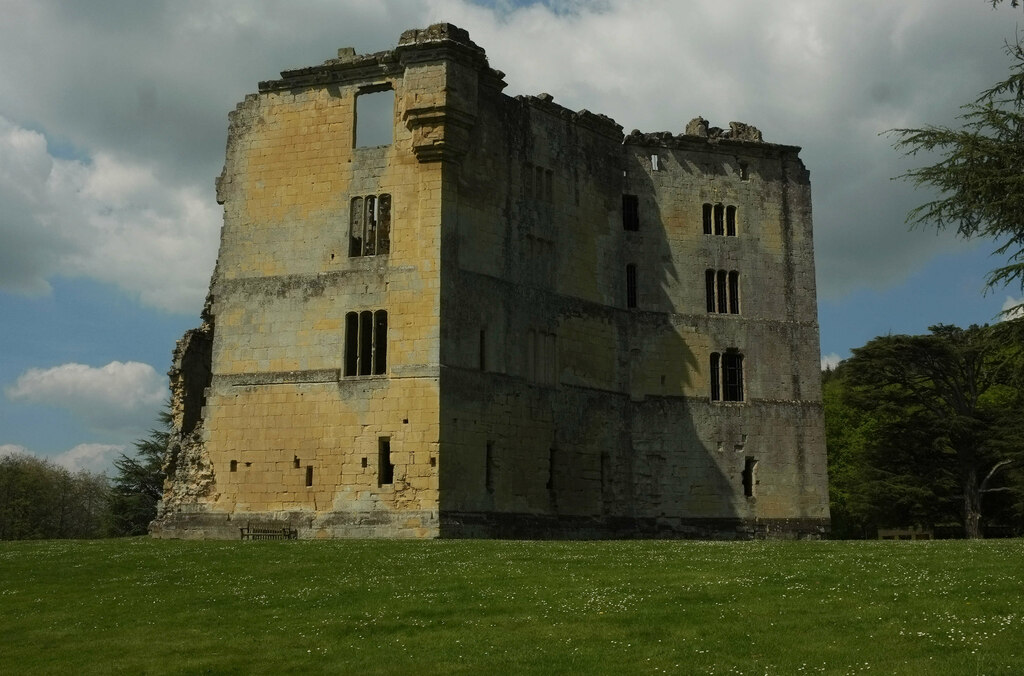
253;22;795;152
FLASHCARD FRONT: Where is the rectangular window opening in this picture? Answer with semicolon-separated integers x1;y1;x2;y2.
305;465;314;487
345;310;387;376
355;88;395;148
723;352;744;402
726;205;737;236
714;203;724;236
651;154;659;171
230;460;237;472
702;203;712;235
622;194;639;231
626;264;637;309
349;194;391;257
378;437;394;486
742;457;757;497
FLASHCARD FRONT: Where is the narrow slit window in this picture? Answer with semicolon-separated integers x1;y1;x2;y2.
377;194;391;254
716;270;728;313
354;88;395;148
373;310;388;375
479;329;487;371
622;194;639;231
705;269;716;313
702;203;713;235
728;271;740;314
710;353;721;401
626;264;637;308
378;437;393;486
485;441;495;493
349;197;364;257
651;154;659;171
364;195;377;256
359;310;373;375
344;312;359;376
726;205;737;236
545;332;556;385
742;457;757;497
714;203;724;236
230;460;238;472
305;465;314;487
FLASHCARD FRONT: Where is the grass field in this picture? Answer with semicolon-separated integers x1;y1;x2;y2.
1;538;1022;675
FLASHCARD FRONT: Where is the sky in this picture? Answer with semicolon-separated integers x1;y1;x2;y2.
1;0;1022;474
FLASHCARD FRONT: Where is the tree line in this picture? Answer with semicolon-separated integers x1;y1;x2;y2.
0;413;167;539
824;322;1024;539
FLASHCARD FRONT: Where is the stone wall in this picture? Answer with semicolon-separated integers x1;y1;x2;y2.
435;53;828;537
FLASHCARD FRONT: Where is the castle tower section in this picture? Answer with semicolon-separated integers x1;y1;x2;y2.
153;26;501;538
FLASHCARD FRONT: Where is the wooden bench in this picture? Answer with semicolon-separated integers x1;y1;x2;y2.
239;523;298;540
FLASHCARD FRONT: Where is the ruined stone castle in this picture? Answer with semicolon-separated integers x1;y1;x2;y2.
150;24;830;539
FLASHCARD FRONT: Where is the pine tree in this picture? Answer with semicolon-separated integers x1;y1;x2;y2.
108;409;169;536
889;36;1024;295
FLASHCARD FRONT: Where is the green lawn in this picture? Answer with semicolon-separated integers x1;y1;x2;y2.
1;538;1021;674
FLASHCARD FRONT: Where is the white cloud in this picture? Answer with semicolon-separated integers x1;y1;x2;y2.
0;441;125;474
820;353;843;370
55;443;126;473
6;361;166;435
0;116;220;313
1001;296;1024;321
0;444;31;458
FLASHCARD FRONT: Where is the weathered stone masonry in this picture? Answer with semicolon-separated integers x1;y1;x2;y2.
150;24;830;539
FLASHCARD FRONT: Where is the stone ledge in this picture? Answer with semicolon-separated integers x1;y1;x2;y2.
150;509;440;540
439;511;830;540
